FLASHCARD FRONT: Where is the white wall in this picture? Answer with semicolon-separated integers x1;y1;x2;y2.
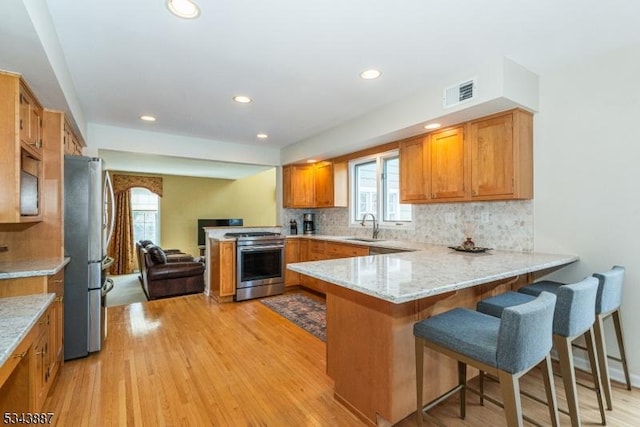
281;57;539;164
534;44;640;384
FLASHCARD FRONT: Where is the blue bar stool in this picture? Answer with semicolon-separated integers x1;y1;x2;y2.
477;277;605;427
414;292;559;427
520;265;631;410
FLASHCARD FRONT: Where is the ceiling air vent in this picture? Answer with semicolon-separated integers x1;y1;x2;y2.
443;78;476;108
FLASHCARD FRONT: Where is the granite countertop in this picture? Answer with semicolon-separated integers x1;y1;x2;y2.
287;243;578;304
0;293;55;367
0;257;70;280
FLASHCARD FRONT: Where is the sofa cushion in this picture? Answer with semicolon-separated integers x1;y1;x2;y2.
147;245;167;264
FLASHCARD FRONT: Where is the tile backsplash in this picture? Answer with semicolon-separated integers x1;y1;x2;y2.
283;200;533;252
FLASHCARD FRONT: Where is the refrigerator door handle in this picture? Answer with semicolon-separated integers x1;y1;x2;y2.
104;171;115;250
88;261;102;291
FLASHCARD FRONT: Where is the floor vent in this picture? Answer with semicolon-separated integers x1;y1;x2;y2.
443;78;476;108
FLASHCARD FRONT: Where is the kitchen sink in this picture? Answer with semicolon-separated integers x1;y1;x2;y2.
345;237;385;242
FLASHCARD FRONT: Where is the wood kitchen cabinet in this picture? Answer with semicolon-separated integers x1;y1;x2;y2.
209;239;236;302
284;239;301;287
19;85;43;158
0;303;55;414
400;126;467;203
324;242;369;258
283;164;315;208
469;109;533;200
314;161;348;208
47;270;64;385
63;117;85;156
283;161;347;208
399;135;427;202
290;239;369;294
0;71;44;223
0;272;64;408
32;309;51;411
400;109;532;204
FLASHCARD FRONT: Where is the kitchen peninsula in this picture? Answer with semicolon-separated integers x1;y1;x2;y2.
288;243;578;426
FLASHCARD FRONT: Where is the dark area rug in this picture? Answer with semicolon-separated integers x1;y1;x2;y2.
260;293;326;341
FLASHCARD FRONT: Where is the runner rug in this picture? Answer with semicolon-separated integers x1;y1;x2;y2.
260;293;326;342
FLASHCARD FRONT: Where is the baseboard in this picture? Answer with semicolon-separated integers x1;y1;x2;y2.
569;352;638;389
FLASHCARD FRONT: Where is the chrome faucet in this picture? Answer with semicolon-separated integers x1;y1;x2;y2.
360;213;380;239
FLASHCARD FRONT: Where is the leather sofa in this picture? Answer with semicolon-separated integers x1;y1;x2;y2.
135;240;194;284
139;245;205;300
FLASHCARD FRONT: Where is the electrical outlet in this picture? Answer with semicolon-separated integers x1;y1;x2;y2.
445;213;456;224
480;212;490;223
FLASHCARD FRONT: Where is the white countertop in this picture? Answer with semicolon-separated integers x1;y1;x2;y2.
287;243;578;304
0;257;70;280
0;293;55;367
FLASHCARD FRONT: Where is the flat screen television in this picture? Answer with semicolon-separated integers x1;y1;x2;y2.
197;218;243;246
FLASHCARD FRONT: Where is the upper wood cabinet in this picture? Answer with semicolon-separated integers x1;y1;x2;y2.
469;109;533;200
399;136;427;202
283;161;347;208
428;126;467;201
63;117;85;156
400;126;467;203
0;71;43;223
283;164;315;208
400;109;532;204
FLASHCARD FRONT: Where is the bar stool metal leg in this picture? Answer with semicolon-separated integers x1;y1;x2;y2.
584;328;606;425
611;310;632;390
541;354;561;427
415;336;424;427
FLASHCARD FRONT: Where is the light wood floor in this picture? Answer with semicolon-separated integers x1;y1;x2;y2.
44;292;638;426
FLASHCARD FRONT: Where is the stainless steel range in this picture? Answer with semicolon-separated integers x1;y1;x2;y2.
225;232;285;301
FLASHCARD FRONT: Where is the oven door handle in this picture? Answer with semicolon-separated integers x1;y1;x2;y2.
239;245;284;252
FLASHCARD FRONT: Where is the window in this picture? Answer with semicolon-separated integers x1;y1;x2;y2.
131;187;159;244
350;150;412;226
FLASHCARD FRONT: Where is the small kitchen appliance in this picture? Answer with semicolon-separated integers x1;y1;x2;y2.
303;213;315;235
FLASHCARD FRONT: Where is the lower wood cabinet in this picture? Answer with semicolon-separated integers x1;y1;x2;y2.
0;304;55;413
209;239;236;301
284;239;301;287
286;238;369;294
47;271;64;385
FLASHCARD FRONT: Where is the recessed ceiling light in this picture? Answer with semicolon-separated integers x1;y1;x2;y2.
360;69;381;80
424;123;441;130
256;133;268;139
167;0;200;19
140;115;157;122
233;95;252;104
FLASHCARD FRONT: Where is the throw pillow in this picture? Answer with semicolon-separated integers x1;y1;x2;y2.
147;245;167;264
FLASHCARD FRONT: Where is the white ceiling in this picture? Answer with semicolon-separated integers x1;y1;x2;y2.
2;0;639;177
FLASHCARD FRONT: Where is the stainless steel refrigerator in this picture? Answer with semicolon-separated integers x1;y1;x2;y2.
64;155;114;360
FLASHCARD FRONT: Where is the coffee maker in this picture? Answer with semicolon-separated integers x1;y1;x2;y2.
303;213;315;235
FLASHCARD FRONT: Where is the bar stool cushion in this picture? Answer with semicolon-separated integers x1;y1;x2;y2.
476;291;533;318
518;280;564;297
414;308;501;369
593;265;624;314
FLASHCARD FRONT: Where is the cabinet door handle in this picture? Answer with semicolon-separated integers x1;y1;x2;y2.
11;351;27;359
20;119;23;130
